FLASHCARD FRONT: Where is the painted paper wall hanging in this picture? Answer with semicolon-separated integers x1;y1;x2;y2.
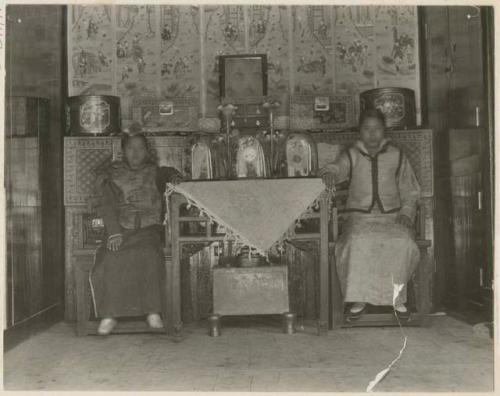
68;5;114;96
292;6;334;94
334;6;376;95
248;6;290;116
115;5;160;127
67;5;421;129
203;5;246;116
160;6;201;98
374;6;420;123
374;6;418;87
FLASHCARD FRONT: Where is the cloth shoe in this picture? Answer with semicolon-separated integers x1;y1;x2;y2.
394;303;410;321
146;313;164;329
97;318;117;335
346;302;367;322
350;302;367;314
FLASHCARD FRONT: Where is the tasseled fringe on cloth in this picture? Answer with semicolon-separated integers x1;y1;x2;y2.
164;183;334;260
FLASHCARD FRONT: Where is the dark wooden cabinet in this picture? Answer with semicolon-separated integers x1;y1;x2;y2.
421;6;493;320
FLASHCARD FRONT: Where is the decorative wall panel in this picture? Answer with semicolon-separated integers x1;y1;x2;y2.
375;6;419;88
68;5;421;129
160;6;201;98
115;5;160;128
203;5;246;116
249;6;290;117
292;6;334;95
334;6;376;95
68;5;115;95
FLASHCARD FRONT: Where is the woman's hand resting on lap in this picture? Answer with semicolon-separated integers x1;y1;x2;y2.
107;234;123;251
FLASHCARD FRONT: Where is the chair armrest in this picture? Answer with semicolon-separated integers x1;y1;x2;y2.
332;191;428;243
74;248;97;271
415;200;426;241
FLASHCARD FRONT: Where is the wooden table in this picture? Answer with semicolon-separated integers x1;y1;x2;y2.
164;189;332;339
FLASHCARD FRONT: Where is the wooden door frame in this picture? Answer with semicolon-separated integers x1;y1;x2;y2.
480;6;494;308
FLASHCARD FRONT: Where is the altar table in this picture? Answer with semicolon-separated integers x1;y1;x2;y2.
164;178;332;338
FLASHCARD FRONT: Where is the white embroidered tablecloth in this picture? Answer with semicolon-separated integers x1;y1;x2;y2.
166;178;328;255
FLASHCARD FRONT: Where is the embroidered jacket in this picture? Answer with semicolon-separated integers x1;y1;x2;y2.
319;139;421;220
93;160;181;236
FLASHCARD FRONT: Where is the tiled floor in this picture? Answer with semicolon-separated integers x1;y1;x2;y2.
3;315;494;392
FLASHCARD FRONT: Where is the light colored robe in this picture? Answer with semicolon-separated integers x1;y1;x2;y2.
320;139;421;305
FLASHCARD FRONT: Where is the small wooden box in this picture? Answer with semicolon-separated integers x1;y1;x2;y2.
131;96;198;132
290;95;354;130
213;266;289;316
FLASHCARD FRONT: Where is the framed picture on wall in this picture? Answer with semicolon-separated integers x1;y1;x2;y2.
219;54;268;99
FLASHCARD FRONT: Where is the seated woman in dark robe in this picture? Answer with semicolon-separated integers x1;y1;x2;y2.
90;133;182;335
320;109;421;321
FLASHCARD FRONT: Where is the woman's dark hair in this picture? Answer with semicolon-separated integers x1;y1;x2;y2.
358;108;386;127
121;132;149;150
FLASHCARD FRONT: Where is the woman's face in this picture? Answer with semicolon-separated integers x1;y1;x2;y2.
124;137;148;168
359;117;385;150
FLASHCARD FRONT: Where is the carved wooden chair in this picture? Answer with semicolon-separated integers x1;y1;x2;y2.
329;190;432;328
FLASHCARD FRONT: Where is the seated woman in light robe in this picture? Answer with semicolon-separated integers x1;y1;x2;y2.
319;109;421;321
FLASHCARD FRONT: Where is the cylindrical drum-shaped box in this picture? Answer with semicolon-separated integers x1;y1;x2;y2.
360;88;416;129
66;95;121;136
5;97;50;137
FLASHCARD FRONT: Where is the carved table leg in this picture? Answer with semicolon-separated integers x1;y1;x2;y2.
416;246;432;326
282;312;296;334
172;322;184;342
319;196;329;334
209;314;221;337
317;319;329;336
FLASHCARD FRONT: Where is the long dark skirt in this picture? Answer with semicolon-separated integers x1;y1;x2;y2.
89;225;165;318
